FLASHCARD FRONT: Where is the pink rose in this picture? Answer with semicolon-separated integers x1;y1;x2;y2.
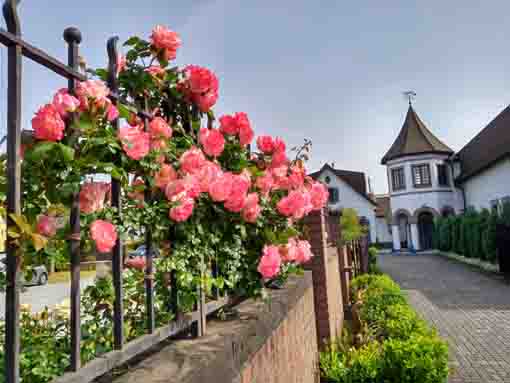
276;190;307;219
219;115;238;135
52;88;79;118
76;80;110;108
242;193;261;223
165;175;200;202
151;137;167;151
256;136;275;154
179;146;206;174
128;178;145;207
32;104;65;142
125;256;146;270
118;125;150;160
271;150;288;168
257;245;282;279
224;173;250;213
90;220;117;253
155;163;177;190
150;25;181;61
36;215;57;237
208;172;233;202
236;113;253;146
145;66;166;78
295;240;313;264
179;65;219;112
149;117;172;139
310;182;329;210
273;138;286;153
288;165;305;190
79;181;111;214
256;171;274;196
199;128;225;157
197;161;221;193
106;104;119;122
169;198;194;222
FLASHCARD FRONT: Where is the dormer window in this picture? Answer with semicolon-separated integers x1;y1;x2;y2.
412;164;431;187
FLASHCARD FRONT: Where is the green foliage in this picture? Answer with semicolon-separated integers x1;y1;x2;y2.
340;208;365;243
321;274;449;383
367;246;380;274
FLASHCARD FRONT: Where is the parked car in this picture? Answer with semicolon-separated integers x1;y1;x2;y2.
0;254;48;286
127;245;160;260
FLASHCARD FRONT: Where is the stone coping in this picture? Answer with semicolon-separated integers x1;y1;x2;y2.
111;271;314;383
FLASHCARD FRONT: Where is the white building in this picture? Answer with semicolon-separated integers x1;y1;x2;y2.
310;164;377;242
380;102;510;251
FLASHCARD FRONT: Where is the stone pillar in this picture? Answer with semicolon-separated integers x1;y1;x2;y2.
391;224;401;251
410;223;420;251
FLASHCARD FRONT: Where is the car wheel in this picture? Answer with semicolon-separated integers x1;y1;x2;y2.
38;273;48;286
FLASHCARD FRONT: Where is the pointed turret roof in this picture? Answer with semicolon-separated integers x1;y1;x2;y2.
381;105;453;164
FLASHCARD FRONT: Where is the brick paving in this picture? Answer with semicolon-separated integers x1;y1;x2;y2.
379;253;510;383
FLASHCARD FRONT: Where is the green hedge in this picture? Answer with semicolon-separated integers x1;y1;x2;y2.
432;203;510;262
320;274;449;383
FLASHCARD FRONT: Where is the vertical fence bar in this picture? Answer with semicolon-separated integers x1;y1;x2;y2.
3;1;21;382
142;97;155;333
107;36;124;349
169;269;179;317
63;26;82;371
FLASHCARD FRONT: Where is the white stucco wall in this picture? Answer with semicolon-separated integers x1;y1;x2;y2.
462;157;510;211
386;154;464;219
315;169;377;242
375;217;392;243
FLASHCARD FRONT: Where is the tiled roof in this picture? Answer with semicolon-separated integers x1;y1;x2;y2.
456;105;510;182
375;195;391;218
381;105;453;164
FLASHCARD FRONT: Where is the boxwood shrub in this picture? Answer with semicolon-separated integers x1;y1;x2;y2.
320;274;449;383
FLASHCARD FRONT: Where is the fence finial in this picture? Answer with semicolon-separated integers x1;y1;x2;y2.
3;0;21;35
107;36;119;87
63;27;82;45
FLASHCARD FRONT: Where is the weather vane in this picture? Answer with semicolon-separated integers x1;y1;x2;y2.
403;90;416;105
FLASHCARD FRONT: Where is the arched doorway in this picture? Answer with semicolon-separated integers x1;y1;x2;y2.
418;212;434;250
398;213;409;249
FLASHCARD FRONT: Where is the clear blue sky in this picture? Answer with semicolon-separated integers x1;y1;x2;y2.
2;0;510;193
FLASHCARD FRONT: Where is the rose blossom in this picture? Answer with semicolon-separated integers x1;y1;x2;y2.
125;256;146;270
257;245;282;279
106;104;119;122
155;163;177;190
197;161;221;193
287;164;305;189
90;220;117;253
149;117;172;139
150;25;181;61
145;66;166;78
310;182;329;210
236;112;254;145
271;149;288;168
208;171;233;202
219;115;238;135
199;128;225;157
242;193;261;223
118;125;150;160
179;146;206;174
295;240;313;264
256;136;275;154
36;215;57;237
276;190;308;219
52;88;79;118
255;171;274;196
79;181;111;214
179;65;219;112
169;198;194;222
32;104;65;142
76;80;110;109
165;175;200;202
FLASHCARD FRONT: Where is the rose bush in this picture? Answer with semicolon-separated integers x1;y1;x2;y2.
0;23;328;382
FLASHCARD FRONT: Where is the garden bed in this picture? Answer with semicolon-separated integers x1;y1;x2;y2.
320;274;449;383
435;250;500;274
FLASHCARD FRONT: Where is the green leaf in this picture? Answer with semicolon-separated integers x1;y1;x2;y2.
9;213;32;234
29;141;57;162
124;36;142;47
118;103;132;120
58;144;75;162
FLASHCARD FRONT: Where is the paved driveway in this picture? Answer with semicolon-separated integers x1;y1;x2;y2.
379;253;510;383
0;278;94;318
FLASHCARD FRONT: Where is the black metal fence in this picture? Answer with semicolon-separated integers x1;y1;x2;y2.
1;1;229;382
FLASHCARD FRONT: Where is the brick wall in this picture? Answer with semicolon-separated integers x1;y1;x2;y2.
304;208;344;349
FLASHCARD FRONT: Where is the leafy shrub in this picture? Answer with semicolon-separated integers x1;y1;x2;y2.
321;274;449;383
340;208;365;243
367;246;379;274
